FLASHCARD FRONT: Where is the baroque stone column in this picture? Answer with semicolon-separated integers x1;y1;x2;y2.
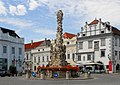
50;10;67;66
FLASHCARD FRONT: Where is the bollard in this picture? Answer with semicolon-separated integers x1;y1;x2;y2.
88;71;91;78
26;72;29;79
41;73;45;79
26;70;31;79
66;71;69;79
84;71;91;79
106;69;109;74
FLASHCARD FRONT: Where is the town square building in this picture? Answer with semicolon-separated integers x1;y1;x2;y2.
76;18;120;73
24;32;77;71
0;27;24;73
24;40;44;71
24;39;51;71
63;32;77;65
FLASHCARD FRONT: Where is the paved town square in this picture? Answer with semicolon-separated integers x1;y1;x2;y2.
0;74;120;85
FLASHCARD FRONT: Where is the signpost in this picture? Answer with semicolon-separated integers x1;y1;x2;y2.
53;73;58;78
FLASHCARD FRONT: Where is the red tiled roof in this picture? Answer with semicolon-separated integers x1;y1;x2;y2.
24;41;44;51
104;23;120;35
112;27;120;35
89;19;99;25
63;32;76;39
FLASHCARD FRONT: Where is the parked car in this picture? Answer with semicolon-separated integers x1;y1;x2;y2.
0;69;11;77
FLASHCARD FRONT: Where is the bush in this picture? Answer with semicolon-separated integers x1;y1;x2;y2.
9;65;17;76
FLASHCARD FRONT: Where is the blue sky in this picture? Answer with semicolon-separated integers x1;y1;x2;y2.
0;0;120;43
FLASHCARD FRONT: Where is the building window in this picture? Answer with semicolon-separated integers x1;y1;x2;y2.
34;66;36;71
87;55;91;60
94;41;99;51
101;50;105;57
67;54;70;59
42;56;44;62
115;51;117;56
47;56;49;62
101;30;104;33
79;42;83;49
3;46;7;53
119;38;120;47
26;53;29;60
34;57;36;63
19;48;22;55
83;56;85;61
78;55;81;61
115;37;117;46
101;38;105;46
72;53;75;61
67;42;69;45
38;57;40;62
12;47;15;54
88;41;92;49
119;51;120;60
82;34;86;36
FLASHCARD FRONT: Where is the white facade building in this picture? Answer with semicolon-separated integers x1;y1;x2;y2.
63;32;77;65
24;39;51;72
0;27;24;72
76;19;120;73
31;39;51;71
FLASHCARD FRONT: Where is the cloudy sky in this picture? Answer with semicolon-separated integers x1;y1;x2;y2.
0;0;120;43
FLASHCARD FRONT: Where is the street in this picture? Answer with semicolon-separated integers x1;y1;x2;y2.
0;73;120;85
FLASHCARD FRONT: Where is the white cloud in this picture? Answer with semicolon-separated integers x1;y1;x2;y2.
82;0;120;26
9;5;16;16
32;0;120;27
9;4;27;15
0;0;7;15
16;4;27;15
28;0;39;10
33;28;56;35
0;18;32;28
0;0;120;29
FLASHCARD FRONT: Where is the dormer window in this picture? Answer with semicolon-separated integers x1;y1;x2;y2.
82;34;86;36
67;42;69;45
101;31;104;33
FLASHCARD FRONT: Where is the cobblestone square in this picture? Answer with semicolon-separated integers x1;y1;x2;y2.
0;74;120;85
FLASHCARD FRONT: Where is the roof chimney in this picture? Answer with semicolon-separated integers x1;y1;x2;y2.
31;40;33;45
45;38;47;41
